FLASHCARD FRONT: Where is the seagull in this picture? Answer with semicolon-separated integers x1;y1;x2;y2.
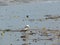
24;25;30;30
20;25;30;32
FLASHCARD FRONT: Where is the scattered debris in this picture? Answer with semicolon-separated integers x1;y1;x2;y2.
0;28;60;45
40;34;51;36
21;36;26;38
39;38;53;41
29;31;36;35
23;38;26;41
45;15;60;19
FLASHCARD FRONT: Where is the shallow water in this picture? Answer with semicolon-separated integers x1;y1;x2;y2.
0;1;60;45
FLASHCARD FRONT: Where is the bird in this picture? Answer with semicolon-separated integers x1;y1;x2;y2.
24;25;30;30
20;25;30;32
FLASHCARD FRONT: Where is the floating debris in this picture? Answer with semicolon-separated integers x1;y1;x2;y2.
29;31;36;35
0;28;60;45
45;15;60;19
23;38;26;41
47;29;59;31
26;15;29;18
40;34;51;36
39;38;53;41
21;36;26;38
29;33;36;35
